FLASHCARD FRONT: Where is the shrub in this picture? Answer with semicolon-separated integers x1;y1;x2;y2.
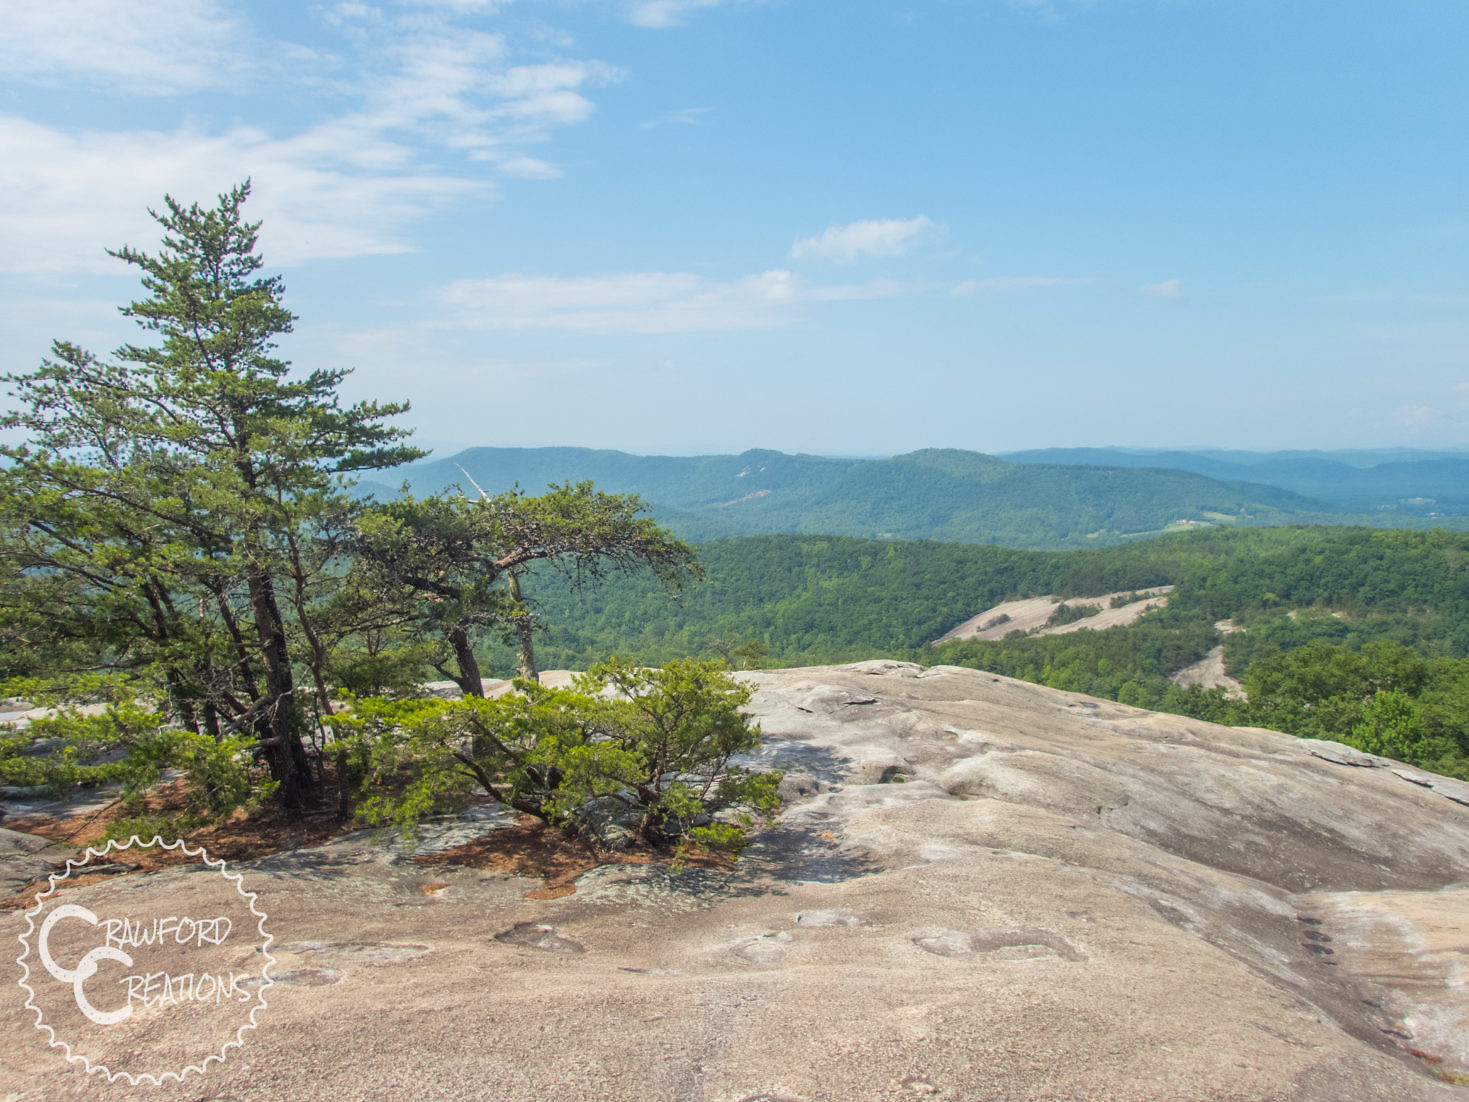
0;692;267;831
1045;602;1102;628
330;658;781;860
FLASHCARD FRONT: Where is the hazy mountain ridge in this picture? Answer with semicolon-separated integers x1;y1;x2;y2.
365;445;1469;549
1000;446;1469;512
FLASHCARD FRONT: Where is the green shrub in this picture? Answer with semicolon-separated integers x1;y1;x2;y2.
1045;602;1102;628
329;658;781;859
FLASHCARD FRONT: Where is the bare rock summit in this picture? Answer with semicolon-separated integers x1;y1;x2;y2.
4;662;1467;1100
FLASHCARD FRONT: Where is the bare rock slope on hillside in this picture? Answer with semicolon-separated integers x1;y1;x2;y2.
934;587;1174;644
4;662;1469;1101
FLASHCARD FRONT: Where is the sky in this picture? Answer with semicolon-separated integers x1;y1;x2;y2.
2;0;1467;458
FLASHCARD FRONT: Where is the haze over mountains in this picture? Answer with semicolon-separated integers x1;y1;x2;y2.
365;445;1469;550
1001;447;1469;514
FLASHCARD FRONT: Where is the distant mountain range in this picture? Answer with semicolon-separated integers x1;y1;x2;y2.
998;447;1469;512
354;445;1469;549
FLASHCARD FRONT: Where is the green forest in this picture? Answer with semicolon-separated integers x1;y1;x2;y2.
493;526;1469;665
482;526;1469;780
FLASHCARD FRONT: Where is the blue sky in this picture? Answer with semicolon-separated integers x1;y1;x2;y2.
2;0;1467;457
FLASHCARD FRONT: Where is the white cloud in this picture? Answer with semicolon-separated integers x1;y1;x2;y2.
324;2;384;26
0;115;488;274
496;156;563;179
627;0;725;28
1140;278;1183;299
640;107;712;129
789;216;934;263
0;0;255;95
350;43;620;157
489;62;599;99
952;276;1089;294
437;269;902;332
401;0;505;10
0;18;622;275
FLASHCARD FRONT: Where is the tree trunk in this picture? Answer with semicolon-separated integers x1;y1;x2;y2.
285;530;336;720
246;565;312;809
335;745;354;822
448;624;485;698
164;668;200;736
210;582;262;701
506;570;538;683
142;582;200;735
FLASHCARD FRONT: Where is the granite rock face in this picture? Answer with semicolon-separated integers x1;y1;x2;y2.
4;662;1468;1101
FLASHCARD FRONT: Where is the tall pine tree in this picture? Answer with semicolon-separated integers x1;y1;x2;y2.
1;182;422;808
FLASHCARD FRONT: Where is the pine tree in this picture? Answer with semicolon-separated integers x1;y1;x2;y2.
1;182;422;808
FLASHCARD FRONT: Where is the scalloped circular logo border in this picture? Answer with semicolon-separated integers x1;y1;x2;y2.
15;834;275;1086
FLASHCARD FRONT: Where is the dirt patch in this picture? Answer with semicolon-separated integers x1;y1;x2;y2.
3;787;735;908
413;814;735;898
1;775;355;910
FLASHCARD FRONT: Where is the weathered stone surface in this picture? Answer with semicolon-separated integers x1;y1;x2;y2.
493;923;586;954
731;931;792;964
794;908;863;927
1429;776;1469;807
0;826;76;898
4;662;1468;1100
1298;737;1384;767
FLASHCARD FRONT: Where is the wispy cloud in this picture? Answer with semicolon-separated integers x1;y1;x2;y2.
0;115;487;274
0;0;256;95
1140;278;1183;299
401;0;505;11
496;156;563;179
640;107;712;129
627;0;735;29
0;10;622;276
789;216;934;263
357;39;622;156
324;2;384;27
437;269;903;332
952;276;1090;294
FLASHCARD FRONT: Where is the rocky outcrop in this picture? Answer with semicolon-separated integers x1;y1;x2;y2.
4;661;1467;1100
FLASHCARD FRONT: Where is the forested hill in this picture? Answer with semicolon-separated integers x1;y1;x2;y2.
1000;447;1469;514
490;525;1469;781
500;526;1469;672
357;445;1462;549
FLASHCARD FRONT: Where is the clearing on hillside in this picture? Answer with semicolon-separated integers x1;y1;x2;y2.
933;586;1174;645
